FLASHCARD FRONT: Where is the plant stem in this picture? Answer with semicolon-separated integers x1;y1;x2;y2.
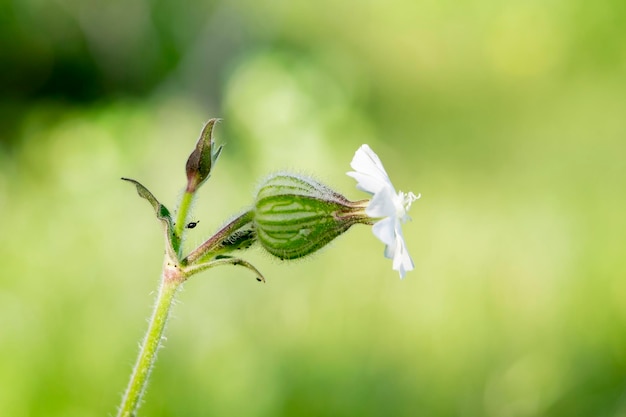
116;267;182;417
184;210;254;265
174;191;194;256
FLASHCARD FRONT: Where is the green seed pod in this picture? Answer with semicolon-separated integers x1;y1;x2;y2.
254;173;370;260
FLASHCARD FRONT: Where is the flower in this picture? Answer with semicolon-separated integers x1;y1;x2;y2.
347;144;419;278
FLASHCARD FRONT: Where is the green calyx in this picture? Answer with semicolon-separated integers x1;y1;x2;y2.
254;173;370;260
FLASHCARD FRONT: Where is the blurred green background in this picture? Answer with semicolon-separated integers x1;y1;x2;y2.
1;0;626;416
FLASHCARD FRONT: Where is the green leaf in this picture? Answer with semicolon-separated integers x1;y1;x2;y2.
121;177;179;258
184;256;266;283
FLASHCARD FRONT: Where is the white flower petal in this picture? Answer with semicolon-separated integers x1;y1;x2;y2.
350;144;390;180
346;171;386;195
346;144;395;195
366;186;397;218
391;226;414;279
372;217;396;248
384;240;396;260
347;144;418;279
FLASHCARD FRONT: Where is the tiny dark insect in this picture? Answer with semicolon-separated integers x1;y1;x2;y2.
186;221;200;229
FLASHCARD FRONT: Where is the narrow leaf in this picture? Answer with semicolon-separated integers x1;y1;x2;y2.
121;177;178;258
184;256;266;283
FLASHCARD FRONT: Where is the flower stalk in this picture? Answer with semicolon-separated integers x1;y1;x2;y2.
183;210;255;265
116;184;195;417
117;121;225;416
117;259;185;417
173;190;194;256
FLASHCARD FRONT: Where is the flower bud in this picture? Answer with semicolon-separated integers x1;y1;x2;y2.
185;119;223;193
253;173;370;260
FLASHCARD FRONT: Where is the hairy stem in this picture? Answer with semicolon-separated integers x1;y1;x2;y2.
184;210;254;265
174;191;195;256
116;264;183;417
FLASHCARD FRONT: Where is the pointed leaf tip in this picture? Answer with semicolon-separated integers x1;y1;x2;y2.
122;177;161;214
122;177;178;258
184;256;267;283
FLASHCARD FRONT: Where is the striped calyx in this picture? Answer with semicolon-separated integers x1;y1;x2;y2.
254;173;370;260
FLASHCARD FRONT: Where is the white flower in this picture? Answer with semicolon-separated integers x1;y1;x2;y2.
347;144;419;278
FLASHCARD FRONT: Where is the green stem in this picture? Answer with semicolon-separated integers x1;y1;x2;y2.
174;191;195;256
183;210;254;265
116;266;182;417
